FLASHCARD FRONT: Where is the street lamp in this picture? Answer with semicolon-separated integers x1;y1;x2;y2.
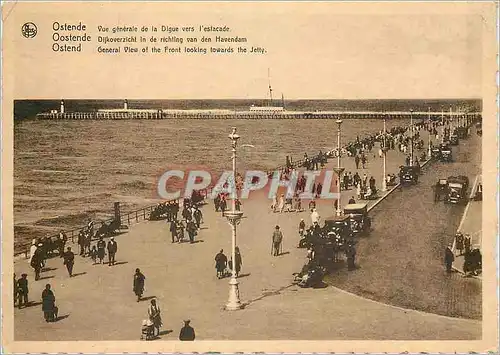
333;119;344;216
409;109;414;166
427;107;432;159
225;127;243;311
382;116;387;192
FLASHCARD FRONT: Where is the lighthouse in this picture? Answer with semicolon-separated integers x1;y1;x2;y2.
60;99;65;114
124;99;128;110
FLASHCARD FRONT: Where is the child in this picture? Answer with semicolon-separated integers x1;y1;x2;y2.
90;245;97;264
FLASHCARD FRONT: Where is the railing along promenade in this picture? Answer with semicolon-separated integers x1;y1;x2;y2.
36;111;482;120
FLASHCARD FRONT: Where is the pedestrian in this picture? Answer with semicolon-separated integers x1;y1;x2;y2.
346;243;356;271
77;230;85;256
179;320;195;341
271;194;278;212
272;225;283;256
220;195;227;216
298;218;306;237
90;245;98;264
361;155;367;169
354;155;360;169
63;246;75;277
215;249;228;279
30;243;43;281
316;183;323;198
455;233;465;256
230;246;242;277
107;237;118;266
133;268;146;302
278;194;285;213
17;273;29;309
235;199;242;211
29;239;37;262
148;299;162;337
348;196;356;204
97;236;106;264
41;284;56;322
186;220;197;243
310;208;320;225
444;244;455;273
193;207;203;228
170;219;178;243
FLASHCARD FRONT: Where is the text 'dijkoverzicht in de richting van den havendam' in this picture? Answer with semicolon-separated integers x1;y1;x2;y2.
50;22;268;55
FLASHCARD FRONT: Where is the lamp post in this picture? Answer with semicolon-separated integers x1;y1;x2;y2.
334;119;344;216
382;116;387;192
409;109;414;166
225;127;243;311
441;107;445;143
427;107;432;159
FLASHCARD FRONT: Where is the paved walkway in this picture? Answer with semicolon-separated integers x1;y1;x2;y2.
13;128;481;341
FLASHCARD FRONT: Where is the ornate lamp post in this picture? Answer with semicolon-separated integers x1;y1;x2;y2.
382;116;388;192
333;119;344;216
225;127;243;311
409;109;414;166
427;107;432;159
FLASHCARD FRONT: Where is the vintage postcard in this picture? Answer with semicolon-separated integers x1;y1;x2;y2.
1;1;498;353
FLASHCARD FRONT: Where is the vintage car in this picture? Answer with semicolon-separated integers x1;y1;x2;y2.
324;215;353;239
431;146;442;160
343;203;371;236
449;133;459;145
439;144;453;162
399;165;419;185
445;175;469;204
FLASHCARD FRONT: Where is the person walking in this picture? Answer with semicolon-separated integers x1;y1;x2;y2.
133;268;146;302
107;237;118;266
310;208;320;225
169;219;178;243
298;219;306;237
346;243;356;271
148;299;162;337
354;155;360;169
229;246;243;277
97;237;106;264
17;273;29;309
278;194;285;213
215;249;228;279
63;246;75;277
41;284;56;322
30;244;43;281
186;220;197;244
77;230;85;256
444;244;455;273
193;207;203;228
179;320;195;341
272;225;283;256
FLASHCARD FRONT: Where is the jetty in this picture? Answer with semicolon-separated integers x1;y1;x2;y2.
36;99;482;120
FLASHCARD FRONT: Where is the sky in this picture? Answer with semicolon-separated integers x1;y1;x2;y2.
7;2;492;100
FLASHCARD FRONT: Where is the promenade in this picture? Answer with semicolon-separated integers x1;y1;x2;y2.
13;127;482;341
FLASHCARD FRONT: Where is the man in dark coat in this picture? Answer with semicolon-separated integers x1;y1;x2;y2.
346;243;356;271
444;244;455;273
97;236;106;264
179;320;195;341
31;245;44;281
63;247;75;277
41;284;56;322
186;220;197;244
170;220;178;243
215;249;227;279
107;237;118;266
193;207;203;228
133;268;146;302
77;230;85;256
17;273;29;309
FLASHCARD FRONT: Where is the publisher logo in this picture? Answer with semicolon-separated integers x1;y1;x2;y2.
22;22;37;38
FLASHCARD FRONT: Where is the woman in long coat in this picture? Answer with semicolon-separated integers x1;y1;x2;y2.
133;268;146;302
96;237;106;264
41;284;56;322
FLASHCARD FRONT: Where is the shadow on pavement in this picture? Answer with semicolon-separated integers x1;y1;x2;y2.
113;261;128;266
55;314;70;322
237;273;251;279
39;275;55;280
140;295;156;302
72;272;87;277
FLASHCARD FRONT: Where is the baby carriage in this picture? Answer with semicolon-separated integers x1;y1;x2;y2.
141;319;155;340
